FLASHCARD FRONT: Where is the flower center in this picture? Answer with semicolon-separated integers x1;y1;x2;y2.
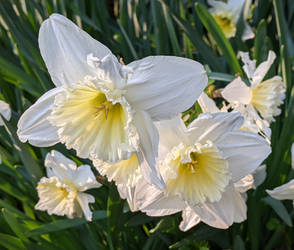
212;13;236;38
162;141;230;205
250;76;285;122
35;177;78;218
49;80;139;162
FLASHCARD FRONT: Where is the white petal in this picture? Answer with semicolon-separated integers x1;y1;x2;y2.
76;193;95;221
252;164;267;188
45;150;77;181
266;179;294;201
198;93;220;113
234;174;254;193
190;185;247;229
17;88;61;147
179;207;201;232
221;77;251;104
135;177;185;216
186;112;244;145
73;165;101;192
242;22;255;41
39;14;111;87
155;115;189;152
0;100;11;125
126;56;207;120
239;51;256;80
133;111;165;189
216;131;271;182
252;51;276;88
117;184;138;212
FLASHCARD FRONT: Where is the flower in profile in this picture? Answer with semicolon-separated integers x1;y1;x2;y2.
17;14;207;188
35;150;101;221
222;51;286;124
133;113;271;230
198;93;271;139
266;143;294;206
208;0;254;40
0;100;11;125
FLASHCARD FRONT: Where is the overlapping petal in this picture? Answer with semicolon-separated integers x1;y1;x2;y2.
17;88;61;147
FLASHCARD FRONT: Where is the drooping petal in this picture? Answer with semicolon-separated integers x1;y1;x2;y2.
234;174;254;193
17;88;61;147
186;112;244;145
72;165;101;192
252;164;266;188
266;180;294;201
197;93;220;113
133;110;165;189
190;185;247;229
216;131;271;182
117;184;138;212
39;14;112;87
125;56;207;120
76;193;96;221
0;100;11;125
134;177;186;216
179;207;201;232
221;77;252;104
252;50;276;88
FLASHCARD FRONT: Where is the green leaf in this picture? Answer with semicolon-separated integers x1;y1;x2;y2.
263;196;293;227
209;72;235;82
0;233;26;250
195;3;243;75
26;210;107;237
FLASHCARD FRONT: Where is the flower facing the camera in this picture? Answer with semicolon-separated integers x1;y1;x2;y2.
222;51;286;124
35;150;101;221
17;14;207;189
133;113;270;230
208;0;254;40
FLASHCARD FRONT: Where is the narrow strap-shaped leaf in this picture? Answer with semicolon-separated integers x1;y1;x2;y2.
195;3;243;75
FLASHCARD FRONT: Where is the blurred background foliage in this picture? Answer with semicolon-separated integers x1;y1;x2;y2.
0;0;293;249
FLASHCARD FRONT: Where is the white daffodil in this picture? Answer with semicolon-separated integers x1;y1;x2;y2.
198;93;268;188
131;113;271;230
17;14;207;188
35;150;101;221
267;143;294;206
198;93;271;139
208;0;254;40
222;51;286;124
0;100;11;126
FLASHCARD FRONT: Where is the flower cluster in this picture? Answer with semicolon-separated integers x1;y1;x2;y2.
12;12;289;231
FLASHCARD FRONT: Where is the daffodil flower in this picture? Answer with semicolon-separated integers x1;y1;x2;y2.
198;93;271;139
133;113;270;229
0;100;11;126
17;14;207;188
35;150;101;221
267;143;294;206
222;51;286;124
208;0;254;40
